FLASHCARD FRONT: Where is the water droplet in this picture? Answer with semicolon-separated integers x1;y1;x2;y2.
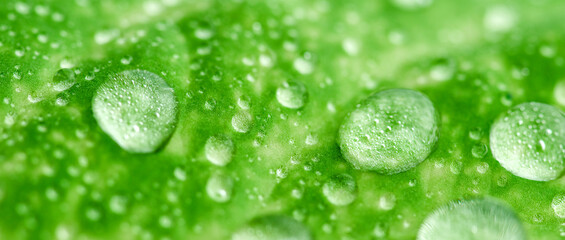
305;134;318;145
232;111;253;133
205;135;235;166
552;194;565;218
52;69;76;92
484;6;516;33
339;89;439;174
378;192;396;211
539;45;556;58
429;59;455;82
109;195;127;214
417;199;526;240
92;70;178;153
554;80;565;106
392;0;433;10
471;143;488;158
85;208;101;221
293;58;313;75
120;55;133;65
94;29;119;45
342;38;360;56
173;167;186;181
322;173;357;206
373;222;388;238
469;127;482;140
206;172;234;203
276;81;308;109
232;215;311;240
490;102;565;181
15;2;30;15
195;28;213;40
237;96;251;110
45;187;58;201
159;215;172;228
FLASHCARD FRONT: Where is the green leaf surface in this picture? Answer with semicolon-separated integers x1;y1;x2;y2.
1;0;565;239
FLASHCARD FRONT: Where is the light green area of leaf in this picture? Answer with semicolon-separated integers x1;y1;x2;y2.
1;0;565;239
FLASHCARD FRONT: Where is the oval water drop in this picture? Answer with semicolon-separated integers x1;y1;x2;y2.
53;68;76;92
338;89;439;174
206;172;234;203
276;81;308;109
490;102;565;181
552;194;565;218
232;215;311;240
417;199;526;240
92;69;178;153
322;173;357;206
232;111;253;133
205;135;235;166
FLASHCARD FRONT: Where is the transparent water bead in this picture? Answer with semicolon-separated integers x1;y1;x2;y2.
232;215;311;240
338;89;439;174
205;135;235;166
206;172;234;203
232;111;253;133
276;81;308;109
52;68;76;92
322;173;357;206
92;69;178;153
417;199;526;240
490;102;565;181
552;193;565;218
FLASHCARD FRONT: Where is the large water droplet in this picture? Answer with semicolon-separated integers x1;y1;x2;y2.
232;215;311;240
322;173;357;206
339;89;439;174
206;172;234;203
92;69;178;153
276;81;308;109
205;135;235;166
417;199;526;240
490;102;565;181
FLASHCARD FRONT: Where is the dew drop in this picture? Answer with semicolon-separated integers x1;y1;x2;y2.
339;89;439;174
552;194;565;218
109;195;127;214
276;80;308;109
205;135;235;166
173;167;186;181
392;0;433;10
471;143;488;158
206;172;234;203
429;59;455;82
293;58;313;75
342;38;360;56
554;80;565;106
417;199;526;240
92;69;178;153
232;215;311;240
490;102;565;181
484;6;516;33
232;111;253;133
52;69;76;92
322;173;357;206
